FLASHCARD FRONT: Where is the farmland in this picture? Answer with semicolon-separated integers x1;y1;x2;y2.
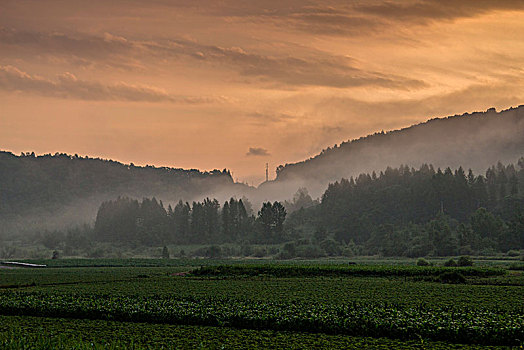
0;259;523;348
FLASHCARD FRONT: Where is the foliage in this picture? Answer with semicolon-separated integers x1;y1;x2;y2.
0;289;522;345
444;259;457;267
457;256;473;267
161;246;170;259
94;196;257;245
417;258;430;266
438;271;466;284
256;201;287;243
301;160;524;256
0;315;497;350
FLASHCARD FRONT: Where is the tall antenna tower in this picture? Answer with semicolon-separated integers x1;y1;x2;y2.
265;163;269;182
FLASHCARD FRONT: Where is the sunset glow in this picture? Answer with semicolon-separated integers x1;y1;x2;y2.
1;0;523;184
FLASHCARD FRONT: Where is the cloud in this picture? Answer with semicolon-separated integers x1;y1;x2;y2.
356;0;524;24
169;39;425;89
309;78;524;128
246;147;270;156
0;65;216;103
206;4;382;36
201;1;524;36
246;112;297;124
0;28;425;90
0;27;145;70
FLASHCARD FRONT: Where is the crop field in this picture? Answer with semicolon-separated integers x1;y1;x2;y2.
0;259;523;349
1;315;509;350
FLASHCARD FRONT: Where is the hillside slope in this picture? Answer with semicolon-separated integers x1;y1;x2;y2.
261;106;524;198
0;152;252;235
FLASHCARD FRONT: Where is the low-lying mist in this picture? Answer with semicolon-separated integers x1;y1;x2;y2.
1;105;523;241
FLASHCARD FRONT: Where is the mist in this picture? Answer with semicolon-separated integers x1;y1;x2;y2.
260;106;524;200
1;106;523;241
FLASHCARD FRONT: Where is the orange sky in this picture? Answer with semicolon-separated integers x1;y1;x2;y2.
1;0;523;185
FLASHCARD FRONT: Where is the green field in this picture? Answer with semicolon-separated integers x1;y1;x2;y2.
1;259;523;349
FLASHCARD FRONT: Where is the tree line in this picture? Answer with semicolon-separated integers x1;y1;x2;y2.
94;197;287;245
290;159;524;256
31;158;524;258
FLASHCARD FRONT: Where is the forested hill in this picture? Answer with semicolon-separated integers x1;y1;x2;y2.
265;105;524;198
0;151;251;235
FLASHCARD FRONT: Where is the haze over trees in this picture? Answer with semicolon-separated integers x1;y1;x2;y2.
20;159;523;259
92;197;290;246
0;151;251;238
264;105;524;199
0;106;523;258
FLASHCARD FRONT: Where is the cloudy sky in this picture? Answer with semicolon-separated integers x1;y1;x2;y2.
1;0;523;184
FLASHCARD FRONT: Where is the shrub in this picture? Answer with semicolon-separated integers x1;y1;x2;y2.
438;271;466;284
457;256;473;266
241;245;253;256
282;242;296;257
416;258;430;266
506;250;520;257
252;247;267;258
341;246;354;257
320;239;341;256
443;258;457;267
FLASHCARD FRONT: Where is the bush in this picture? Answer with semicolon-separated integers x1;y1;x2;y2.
282;242;296;257
341;246;354;257
443;258;457;267
241;245;253;256
458;245;474;256
320;239;341;256
438;271;466;284
457;256;473;266
252;247;267;258
506;250;520;257
416;258;430;266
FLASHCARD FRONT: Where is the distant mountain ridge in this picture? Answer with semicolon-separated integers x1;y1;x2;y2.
0;151;252;236
261;105;524;198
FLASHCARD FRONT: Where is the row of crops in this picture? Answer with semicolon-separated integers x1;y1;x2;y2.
1;315;501;350
190;264;507;278
4;270;522;312
0;291;522;345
